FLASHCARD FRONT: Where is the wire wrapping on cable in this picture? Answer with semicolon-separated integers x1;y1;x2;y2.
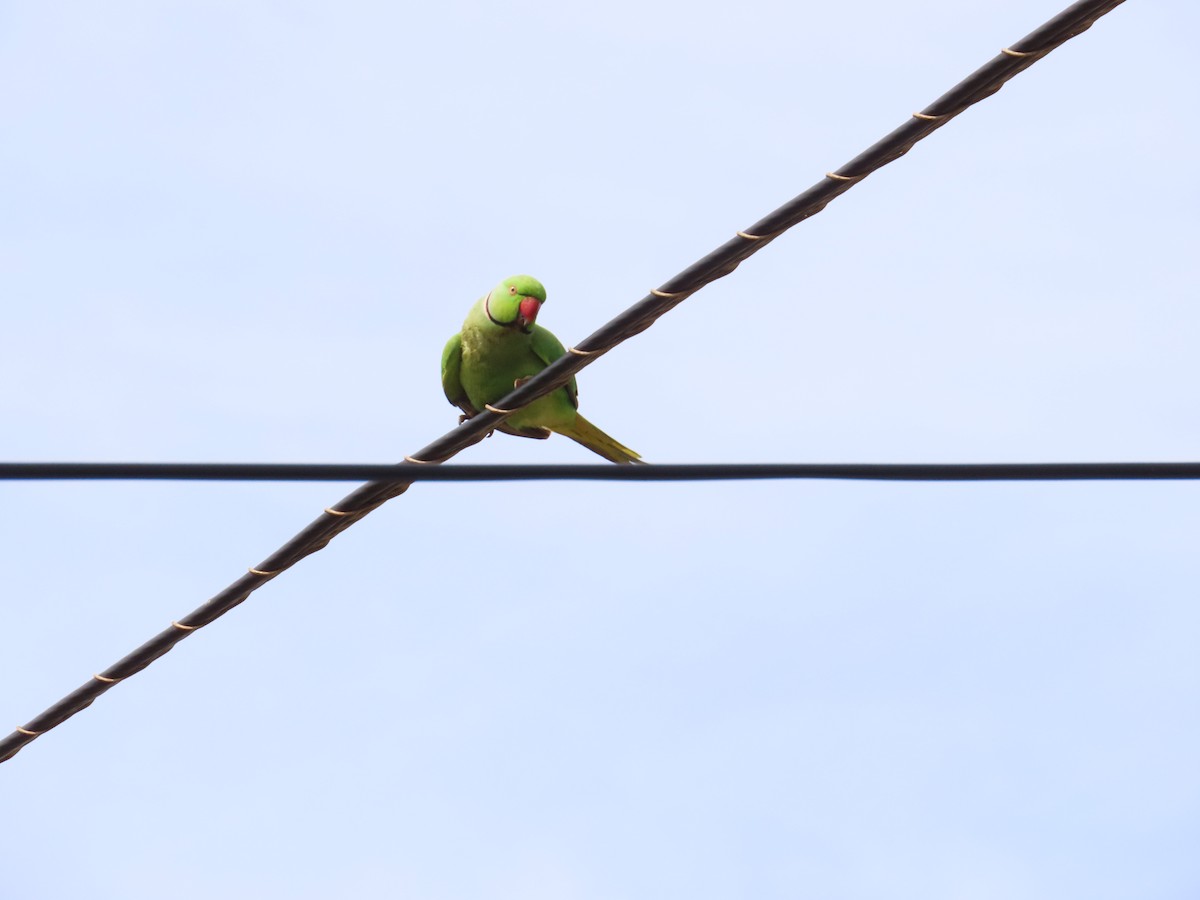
0;0;1128;765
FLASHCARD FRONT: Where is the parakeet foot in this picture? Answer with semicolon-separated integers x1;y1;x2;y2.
457;412;496;438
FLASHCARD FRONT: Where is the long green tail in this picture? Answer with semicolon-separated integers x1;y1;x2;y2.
555;414;643;464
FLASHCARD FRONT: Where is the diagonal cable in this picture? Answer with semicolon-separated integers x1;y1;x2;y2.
0;0;1127;765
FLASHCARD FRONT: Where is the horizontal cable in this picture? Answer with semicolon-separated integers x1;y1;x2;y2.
0;0;1128;765
2;461;1198;483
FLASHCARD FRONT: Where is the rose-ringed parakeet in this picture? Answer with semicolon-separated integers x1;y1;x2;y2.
441;275;642;464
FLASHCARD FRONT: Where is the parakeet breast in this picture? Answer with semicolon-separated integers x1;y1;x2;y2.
459;311;576;430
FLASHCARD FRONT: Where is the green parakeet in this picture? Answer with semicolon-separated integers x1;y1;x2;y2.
441;275;642;464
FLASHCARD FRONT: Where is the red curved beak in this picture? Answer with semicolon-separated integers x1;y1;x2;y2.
518;297;541;331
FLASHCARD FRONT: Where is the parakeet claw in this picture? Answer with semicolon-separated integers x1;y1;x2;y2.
457;412;495;437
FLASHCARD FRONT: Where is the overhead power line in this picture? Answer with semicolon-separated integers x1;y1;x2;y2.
0;0;1128;765
2;461;1197;483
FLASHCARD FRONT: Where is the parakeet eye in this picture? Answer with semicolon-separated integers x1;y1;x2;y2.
509;286;517;294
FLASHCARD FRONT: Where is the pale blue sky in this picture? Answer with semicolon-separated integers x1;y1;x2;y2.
2;2;1198;898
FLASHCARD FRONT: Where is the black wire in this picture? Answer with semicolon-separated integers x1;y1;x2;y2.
0;0;1130;765
2;461;1198;482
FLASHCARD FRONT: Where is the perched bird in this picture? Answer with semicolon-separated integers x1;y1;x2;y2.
441;275;642;464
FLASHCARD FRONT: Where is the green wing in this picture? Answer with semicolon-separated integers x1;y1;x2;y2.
529;325;578;408
442;330;550;439
441;333;476;416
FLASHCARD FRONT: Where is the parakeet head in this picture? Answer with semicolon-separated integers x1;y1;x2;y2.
484;274;547;334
